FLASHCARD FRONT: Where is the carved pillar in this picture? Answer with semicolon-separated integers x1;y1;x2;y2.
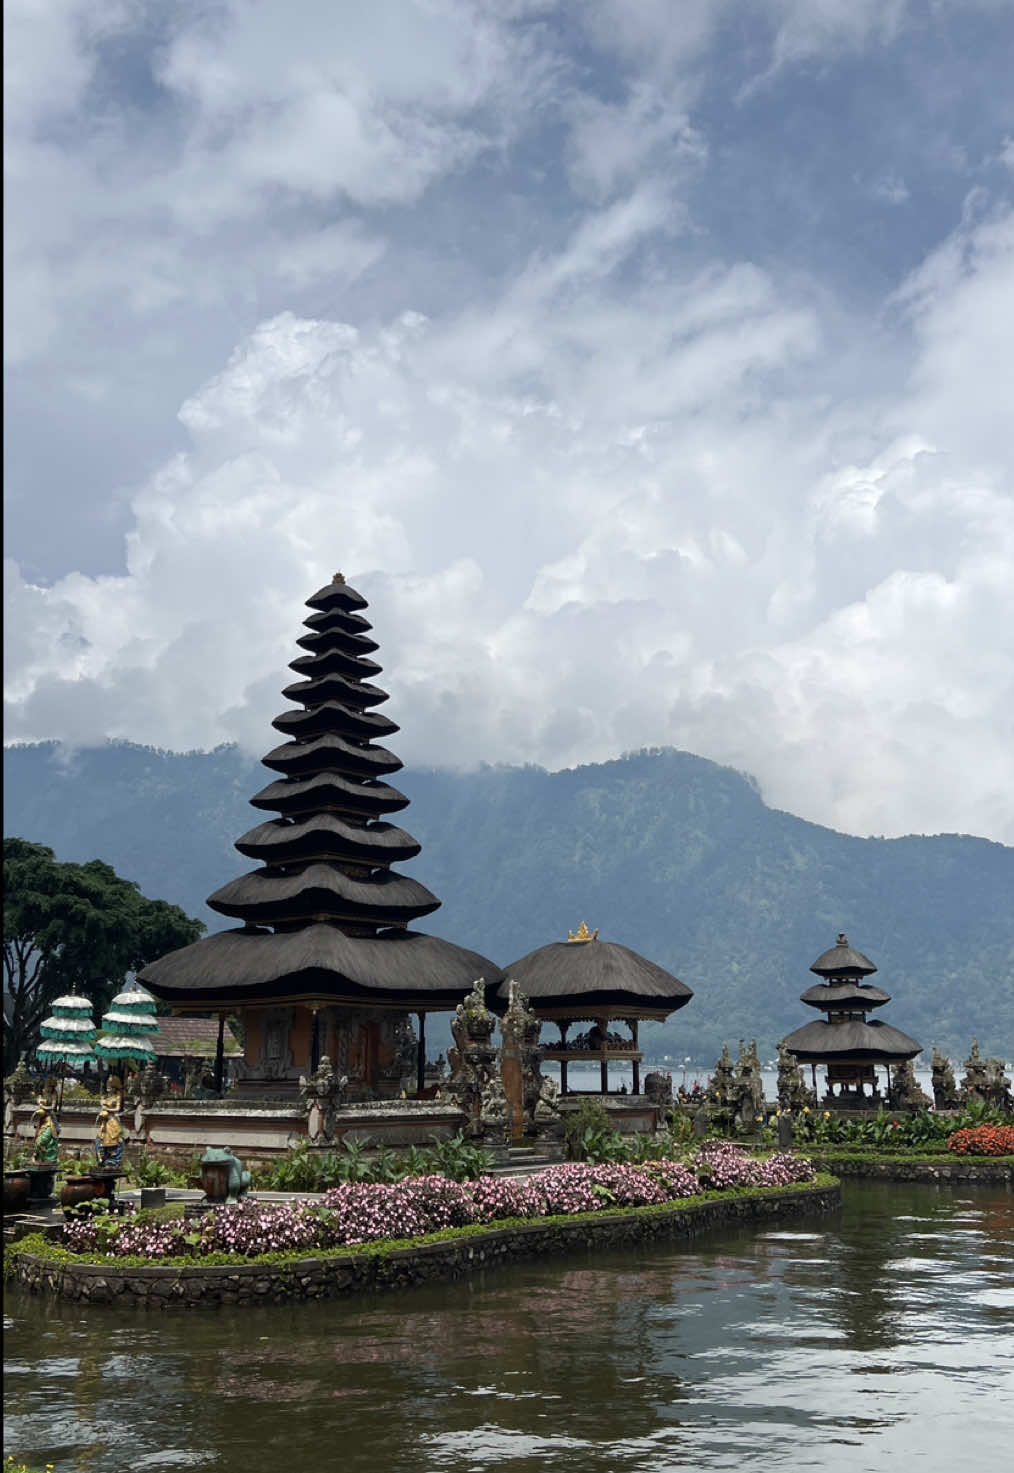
214;1013;226;1096
630;1018;640;1095
416;1012;427;1096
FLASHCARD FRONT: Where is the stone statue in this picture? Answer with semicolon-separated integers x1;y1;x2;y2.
643;1071;674;1107
479;1076;511;1144
891;1058;931;1110
6;1055;36;1104
299;1056;349;1144
776;1041;816;1112
441;981;499;1136
707;1045;737;1112
199;1146;251;1203
734;1040;766;1122
983;1056;1013;1111
930;1047;960;1110
94;1081;125;1169
960;1040;989;1103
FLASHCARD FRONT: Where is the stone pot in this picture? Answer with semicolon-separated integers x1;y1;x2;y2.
61;1176;101;1211
26;1164;59;1202
4;1170;31;1214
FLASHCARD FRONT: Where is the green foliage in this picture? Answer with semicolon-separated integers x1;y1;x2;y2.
2;835;204;1073
258;1132;493;1192
788;1104;1014;1151
128;1150;176;1187
564;1099;629;1162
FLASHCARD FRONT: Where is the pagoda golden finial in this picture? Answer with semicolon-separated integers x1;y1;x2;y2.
332;571;346;584
567;921;599;943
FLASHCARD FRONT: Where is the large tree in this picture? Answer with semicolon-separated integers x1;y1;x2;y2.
3;837;204;1074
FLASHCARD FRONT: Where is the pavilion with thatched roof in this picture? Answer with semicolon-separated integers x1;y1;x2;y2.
140;575;503;1099
495;922;693;1095
781;932;921;1107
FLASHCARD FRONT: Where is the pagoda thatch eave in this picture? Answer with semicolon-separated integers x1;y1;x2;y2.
234;814;421;866
138;925;504;1012
782;1018;921;1063
497;939;692;1013
509;995;681;1024
296;627;379;656
282;672;389;709
799;981;891;1011
250;771;410;816
305;578;369;612
302;607;372;635
206;863;440;925
288;648;383;682
260;732;402;778
272;701;399;740
810;935;877;977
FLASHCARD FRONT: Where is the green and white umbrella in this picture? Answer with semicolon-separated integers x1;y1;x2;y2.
96;985;160;1078
36;993;98;1117
37;993;98;1067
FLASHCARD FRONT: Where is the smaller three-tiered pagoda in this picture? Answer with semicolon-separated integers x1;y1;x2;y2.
781;933;921;1107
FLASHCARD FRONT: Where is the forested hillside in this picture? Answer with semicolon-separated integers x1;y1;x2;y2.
4;742;1012;1061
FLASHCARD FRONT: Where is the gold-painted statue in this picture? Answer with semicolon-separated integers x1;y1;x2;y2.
94;1081;125;1168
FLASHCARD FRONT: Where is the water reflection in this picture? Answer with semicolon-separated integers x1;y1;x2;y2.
5;1183;1013;1472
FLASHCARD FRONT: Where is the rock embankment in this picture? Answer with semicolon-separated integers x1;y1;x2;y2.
9;1182;840;1309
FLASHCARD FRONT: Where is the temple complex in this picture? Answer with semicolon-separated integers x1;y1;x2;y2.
495;922;692;1095
781;933;921;1108
140;575;502;1099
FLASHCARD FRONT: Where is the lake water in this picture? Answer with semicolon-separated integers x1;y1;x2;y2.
5;1181;1012;1472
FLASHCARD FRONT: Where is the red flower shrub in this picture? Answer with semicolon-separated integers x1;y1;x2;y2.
947;1124;1014;1157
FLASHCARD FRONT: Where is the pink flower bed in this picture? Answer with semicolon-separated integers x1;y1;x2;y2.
59;1146;816;1260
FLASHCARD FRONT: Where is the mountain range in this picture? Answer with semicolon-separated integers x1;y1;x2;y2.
4;741;1012;1063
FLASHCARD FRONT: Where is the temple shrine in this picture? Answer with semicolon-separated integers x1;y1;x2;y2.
495;922;693;1095
780;933;922;1108
140;575;503;1099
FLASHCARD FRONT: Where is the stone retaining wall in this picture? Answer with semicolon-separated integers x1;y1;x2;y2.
8;1183;840;1309
810;1155;1013;1183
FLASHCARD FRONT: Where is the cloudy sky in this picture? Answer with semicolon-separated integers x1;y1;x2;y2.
5;0;1014;844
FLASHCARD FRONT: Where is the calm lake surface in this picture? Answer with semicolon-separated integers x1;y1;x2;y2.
5;1181;1013;1473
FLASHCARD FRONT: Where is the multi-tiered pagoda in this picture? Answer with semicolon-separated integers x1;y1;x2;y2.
140;575;502;1098
781;933;921;1108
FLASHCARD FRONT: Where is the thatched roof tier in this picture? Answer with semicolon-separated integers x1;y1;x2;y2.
496;939;692;1022
235;815;421;866
207;864;440;926
800;981;891;1011
272;701;399;741
296;627;379;656
288;648;383;681
261;733;402;779
302;607;372;635
810;934;877;977
782;1018;921;1062
250;771;409;817
281;671;389;709
305;577;369;612
139;925;503;1010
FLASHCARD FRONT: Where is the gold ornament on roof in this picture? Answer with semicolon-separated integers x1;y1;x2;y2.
332;572;346;584
567;921;599;943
